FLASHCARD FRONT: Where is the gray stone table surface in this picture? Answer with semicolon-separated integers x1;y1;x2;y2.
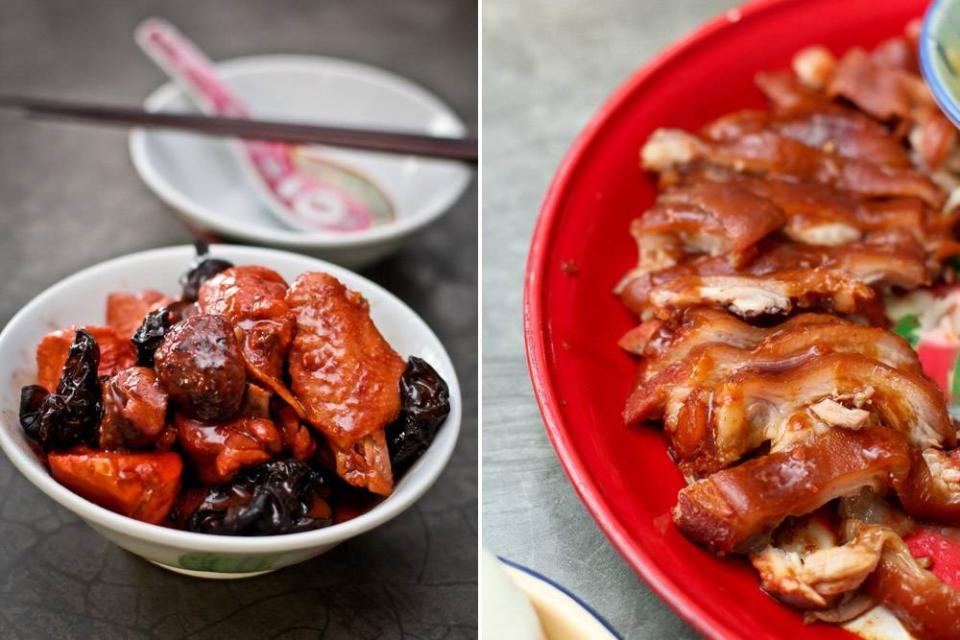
0;1;476;638
481;1;737;639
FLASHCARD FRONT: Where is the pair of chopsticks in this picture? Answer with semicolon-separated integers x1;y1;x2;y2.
0;95;478;163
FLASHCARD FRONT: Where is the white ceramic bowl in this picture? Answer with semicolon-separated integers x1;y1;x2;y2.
0;245;461;578
129;55;473;269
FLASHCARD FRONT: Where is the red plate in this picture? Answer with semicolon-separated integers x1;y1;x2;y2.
524;0;932;638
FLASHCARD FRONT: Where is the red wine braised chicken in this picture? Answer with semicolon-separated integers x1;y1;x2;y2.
618;22;960;639
19;244;449;536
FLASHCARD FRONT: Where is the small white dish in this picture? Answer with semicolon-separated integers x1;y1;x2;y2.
483;552;622;640
0;244;461;578
129;56;473;269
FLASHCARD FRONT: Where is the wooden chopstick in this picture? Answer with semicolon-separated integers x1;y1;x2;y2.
0;95;478;163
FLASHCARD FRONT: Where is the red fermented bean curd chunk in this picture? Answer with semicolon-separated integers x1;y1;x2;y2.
47;449;182;524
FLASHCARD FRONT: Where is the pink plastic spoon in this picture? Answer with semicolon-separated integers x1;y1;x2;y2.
135;18;378;233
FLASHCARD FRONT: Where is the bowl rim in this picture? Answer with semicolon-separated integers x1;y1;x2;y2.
919;0;960;127
128;54;473;249
0;244;462;554
522;0;819;638
498;557;623;640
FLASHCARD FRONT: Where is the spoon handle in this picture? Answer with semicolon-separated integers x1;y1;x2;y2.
135;18;377;232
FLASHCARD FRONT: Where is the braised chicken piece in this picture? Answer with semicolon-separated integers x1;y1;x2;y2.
47;449;182;525
669;353;953;477
197;265;302;412
331;430;394;497
286;272;407;495
106;289;175;339
36;325;136;392
99;366;170;450
175;413;283;485
276;404;317;462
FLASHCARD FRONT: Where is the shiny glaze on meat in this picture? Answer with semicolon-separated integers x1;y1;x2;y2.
176;413;283;485
286;272;406;495
198;266;301;411
99;366;170;450
673;427;911;554
620;24;960;635
286;272;406;448
153;314;247;422
625;315;920;425
669;352;953;477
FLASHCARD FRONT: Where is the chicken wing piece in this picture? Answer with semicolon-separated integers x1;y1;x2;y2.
331;431;394;496
647;268;882;322
670;353;954;477
673;427;911;554
859;523;960;640
197;266;301;412
624;308;842;365
36;326;137;392
286;272;406;494
627;320;920;425
634;182;785;264
642;128;944;207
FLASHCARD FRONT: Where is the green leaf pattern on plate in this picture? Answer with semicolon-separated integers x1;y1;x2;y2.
892;313;921;348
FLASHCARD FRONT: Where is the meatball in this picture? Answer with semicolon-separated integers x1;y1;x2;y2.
154;314;246;421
